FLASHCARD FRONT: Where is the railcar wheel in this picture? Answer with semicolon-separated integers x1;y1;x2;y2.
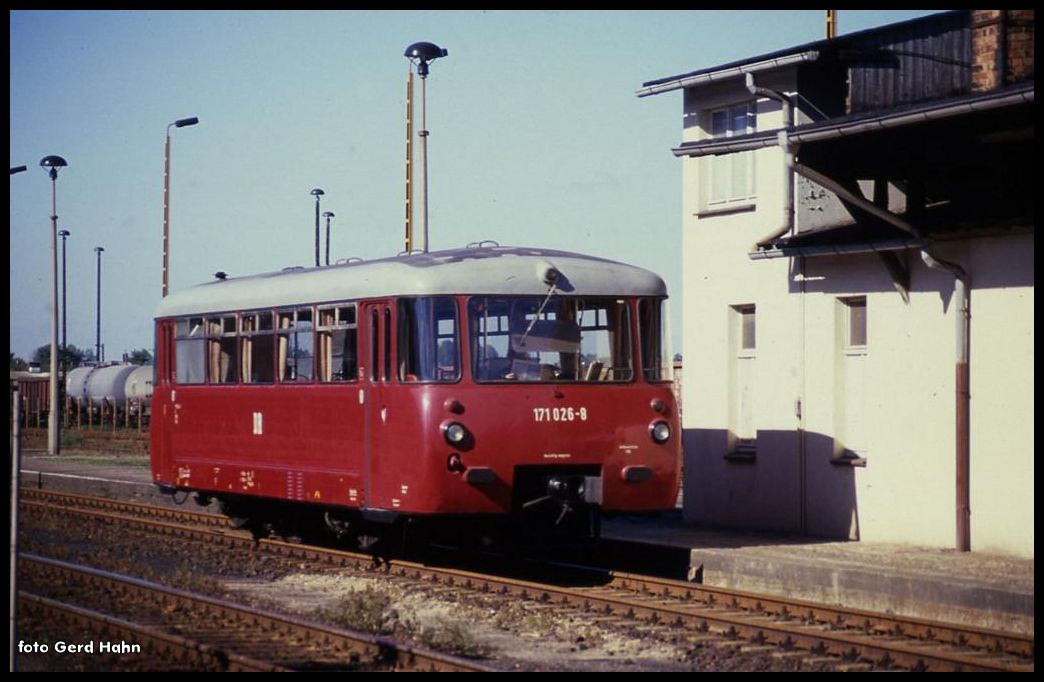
323;511;358;543
217;499;253;530
321;509;367;547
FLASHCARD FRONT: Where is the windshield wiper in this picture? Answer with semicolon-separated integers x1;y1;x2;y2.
518;283;557;348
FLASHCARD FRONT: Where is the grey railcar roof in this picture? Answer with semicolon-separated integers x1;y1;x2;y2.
155;245;668;319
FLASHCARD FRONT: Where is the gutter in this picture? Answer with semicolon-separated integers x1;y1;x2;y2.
636;51;819;98
672;84;1035;157
787;86;1033;143
749;238;928;260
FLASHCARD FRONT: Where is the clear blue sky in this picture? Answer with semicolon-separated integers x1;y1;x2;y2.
9;10;938;363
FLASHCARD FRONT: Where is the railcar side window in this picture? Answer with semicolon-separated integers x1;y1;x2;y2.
174;317;205;384
277;308;314;382
241;312;274;383
317;304;358;382
639;298;673;382
398;297;460;382
207;315;237;384
370;309;379;382
468;297;633;383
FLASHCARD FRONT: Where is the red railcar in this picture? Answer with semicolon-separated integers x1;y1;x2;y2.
150;244;680;540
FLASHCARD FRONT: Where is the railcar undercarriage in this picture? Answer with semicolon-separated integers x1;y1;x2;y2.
165;465;606;555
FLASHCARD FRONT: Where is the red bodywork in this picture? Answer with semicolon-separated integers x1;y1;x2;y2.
150;296;680;518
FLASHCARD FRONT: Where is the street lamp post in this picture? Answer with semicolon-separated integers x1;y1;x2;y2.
58;229;70;371
163;116;199;298
40;155;67;456
310;189;324;267
323;211;335;266
405;41;448;253
10;161;29;670
95;246;104;364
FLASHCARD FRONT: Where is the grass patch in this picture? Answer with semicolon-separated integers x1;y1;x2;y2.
417;619;494;659
29;451;151;468
493;601;556;635
320;587;400;634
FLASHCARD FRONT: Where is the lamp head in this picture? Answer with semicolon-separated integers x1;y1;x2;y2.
310;188;325;198
59;229;71;237
323;211;335;219
405;41;448;77
95;246;104;254
40;155;68;180
175;116;199;128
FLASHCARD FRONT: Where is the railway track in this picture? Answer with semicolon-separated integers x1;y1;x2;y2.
21;488;233;528
17;554;495;672
21;490;1035;672
18;591;288;672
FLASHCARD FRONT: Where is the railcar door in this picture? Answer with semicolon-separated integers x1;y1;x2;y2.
151;320;175;479
361;301;395;512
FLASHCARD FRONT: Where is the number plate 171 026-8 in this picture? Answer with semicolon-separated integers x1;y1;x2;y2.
532;407;588;422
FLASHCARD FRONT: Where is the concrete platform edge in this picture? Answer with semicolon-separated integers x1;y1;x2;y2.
691;547;1034;635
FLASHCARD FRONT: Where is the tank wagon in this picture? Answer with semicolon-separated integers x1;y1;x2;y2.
150;244;680;542
65;363;153;427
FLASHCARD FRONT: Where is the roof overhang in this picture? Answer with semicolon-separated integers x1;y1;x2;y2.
674;82;1035;158
635;51;818;98
747;82;1035;260
637;10;966;100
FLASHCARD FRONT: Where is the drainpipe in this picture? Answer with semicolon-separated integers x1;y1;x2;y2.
745;73;795;248
745;73;804;531
921;250;971;552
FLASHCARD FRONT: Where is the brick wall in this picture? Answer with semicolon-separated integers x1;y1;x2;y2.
1006;10;1035;83
972;10;1035;92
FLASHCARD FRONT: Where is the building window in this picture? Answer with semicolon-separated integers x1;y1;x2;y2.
739;304;756;355
835;297;868;466
704;103;757;211
728;304;757;459
844;297;867;352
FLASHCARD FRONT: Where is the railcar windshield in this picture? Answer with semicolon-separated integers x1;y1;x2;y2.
469;296;633;382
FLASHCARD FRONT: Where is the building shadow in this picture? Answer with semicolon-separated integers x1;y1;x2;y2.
682;428;861;541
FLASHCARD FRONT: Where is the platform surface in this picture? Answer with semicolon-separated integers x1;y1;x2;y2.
603;512;1033;634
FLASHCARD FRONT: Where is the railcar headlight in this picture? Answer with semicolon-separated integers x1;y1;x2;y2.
650;420;671;444
443;421;467;445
